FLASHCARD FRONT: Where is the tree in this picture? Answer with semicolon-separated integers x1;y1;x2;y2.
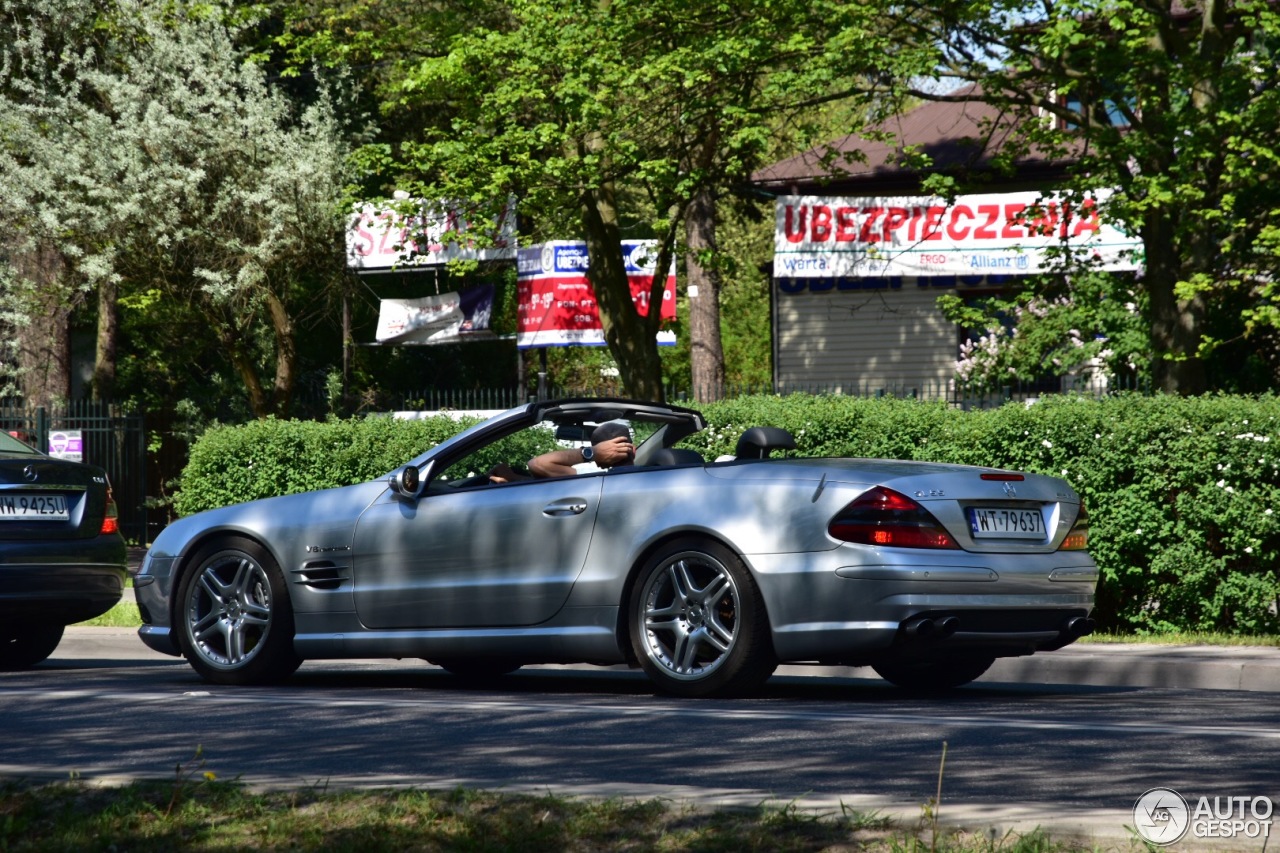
281;0;895;400
0;0;356;417
890;0;1280;394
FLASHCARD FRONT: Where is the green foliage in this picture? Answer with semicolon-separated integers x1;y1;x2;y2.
937;271;1150;392
689;393;1280;635
173;414;481;516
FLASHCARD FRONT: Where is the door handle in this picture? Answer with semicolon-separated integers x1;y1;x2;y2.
543;499;588;517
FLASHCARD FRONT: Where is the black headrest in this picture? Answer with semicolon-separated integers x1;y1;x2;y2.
734;426;796;459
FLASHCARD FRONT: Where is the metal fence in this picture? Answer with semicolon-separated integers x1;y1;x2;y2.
393;373;1147;412
0;401;147;544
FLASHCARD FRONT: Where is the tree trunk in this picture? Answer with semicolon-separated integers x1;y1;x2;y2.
265;290;296;416
685;186;726;402
579;185;665;401
92;277;119;401
12;242;72;408
1144;214;1207;395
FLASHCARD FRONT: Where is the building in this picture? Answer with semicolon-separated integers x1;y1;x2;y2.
752;87;1139;399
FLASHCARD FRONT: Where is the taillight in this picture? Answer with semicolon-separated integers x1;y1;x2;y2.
101;486;120;536
828;486;960;549
1060;503;1088;551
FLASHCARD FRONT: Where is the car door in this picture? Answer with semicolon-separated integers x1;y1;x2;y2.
351;475;604;629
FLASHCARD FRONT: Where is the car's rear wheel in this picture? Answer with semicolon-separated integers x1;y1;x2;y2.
628;539;775;698
872;656;995;690
175;538;301;685
0;624;64;670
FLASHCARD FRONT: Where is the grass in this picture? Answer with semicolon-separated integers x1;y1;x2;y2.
0;775;1113;853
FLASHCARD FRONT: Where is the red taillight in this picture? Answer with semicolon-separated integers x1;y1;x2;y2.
980;472;1025;481
828;487;960;549
100;487;119;536
1060;503;1088;551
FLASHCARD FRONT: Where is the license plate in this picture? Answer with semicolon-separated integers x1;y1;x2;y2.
968;506;1045;539
0;493;69;521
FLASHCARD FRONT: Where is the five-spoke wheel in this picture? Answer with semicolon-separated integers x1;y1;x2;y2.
175;538;301;685
628;539;775;697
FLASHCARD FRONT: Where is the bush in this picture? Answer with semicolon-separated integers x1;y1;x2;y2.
175;394;1280;635
174;414;482;517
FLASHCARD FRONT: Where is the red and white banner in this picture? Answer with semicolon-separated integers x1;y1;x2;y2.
347;198;516;270
774;190;1142;278
516;241;676;348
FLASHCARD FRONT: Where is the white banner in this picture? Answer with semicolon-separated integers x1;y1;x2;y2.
347;199;516;270
374;284;495;345
774;190;1142;278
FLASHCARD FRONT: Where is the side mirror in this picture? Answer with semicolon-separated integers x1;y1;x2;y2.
389;464;426;499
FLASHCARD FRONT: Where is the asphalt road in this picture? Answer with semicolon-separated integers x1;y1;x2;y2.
1;629;1277;848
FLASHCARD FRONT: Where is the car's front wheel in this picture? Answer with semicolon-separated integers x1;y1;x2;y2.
628;539;775;698
175;538;301;685
871;656;995;690
0;623;64;670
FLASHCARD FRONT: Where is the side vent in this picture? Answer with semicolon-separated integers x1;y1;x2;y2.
292;561;351;591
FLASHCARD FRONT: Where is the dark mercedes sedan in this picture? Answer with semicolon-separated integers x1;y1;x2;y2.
0;430;128;668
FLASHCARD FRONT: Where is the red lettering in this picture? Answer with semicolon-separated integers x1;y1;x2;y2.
811;205;833;242
946;205;974;241
882;207;908;242
975;204;1000;240
784;205;807;243
858;207;883;242
922;206;945;241
1029;203;1058;237
1071;199;1100;236
835;206;859;242
1002;204;1027;239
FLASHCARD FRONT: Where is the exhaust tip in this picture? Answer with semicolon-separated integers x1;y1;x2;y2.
937;616;960;637
1065;616;1096;638
905;618;936;638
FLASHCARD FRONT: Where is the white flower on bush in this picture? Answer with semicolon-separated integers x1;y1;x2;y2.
1042;439;1053;449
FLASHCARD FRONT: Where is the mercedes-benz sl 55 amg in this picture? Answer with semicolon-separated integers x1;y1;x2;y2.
135;398;1097;696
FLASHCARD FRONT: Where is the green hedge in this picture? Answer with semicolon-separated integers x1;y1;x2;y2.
175;394;1280;635
174;415;484;518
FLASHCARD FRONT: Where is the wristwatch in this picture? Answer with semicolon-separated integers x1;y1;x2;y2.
581;445;595;462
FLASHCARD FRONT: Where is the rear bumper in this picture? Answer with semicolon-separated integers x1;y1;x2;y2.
748;547;1098;663
0;535;128;624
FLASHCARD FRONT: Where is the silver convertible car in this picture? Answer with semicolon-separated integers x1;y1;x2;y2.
136;398;1097;696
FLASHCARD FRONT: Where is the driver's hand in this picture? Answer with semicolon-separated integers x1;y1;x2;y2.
595;435;635;466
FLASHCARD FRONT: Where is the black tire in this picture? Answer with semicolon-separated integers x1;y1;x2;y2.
433;659;523;679
872;656;995;690
0;624;65;670
627;538;776;698
174;537;301;685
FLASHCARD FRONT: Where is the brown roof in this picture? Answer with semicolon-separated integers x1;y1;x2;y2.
753;85;1073;194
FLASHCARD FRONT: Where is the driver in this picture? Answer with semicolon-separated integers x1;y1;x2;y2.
527;421;634;478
